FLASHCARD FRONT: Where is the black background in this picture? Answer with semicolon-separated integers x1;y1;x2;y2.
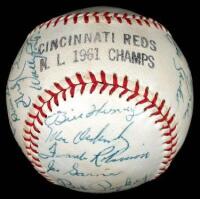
0;0;199;198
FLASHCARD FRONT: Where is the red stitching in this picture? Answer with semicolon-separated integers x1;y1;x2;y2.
144;93;158;111
89;72;98;93
65;77;75;97
119;75;128;97
114;13;122;23
99;70;108;93
73;13;80;24
140;16;150;27
123;13;132;25
83;12;89;23
33;103;47;118
46;19;53;28
93;12;100;23
132;15;142;26
54;16;63;26
136;87;149;105
28;113;43;125
23;71;177;179
103;12;112;24
126;80;139;101
35;12;167;32
64;14;70;25
76;73;87;94
109;73;118;95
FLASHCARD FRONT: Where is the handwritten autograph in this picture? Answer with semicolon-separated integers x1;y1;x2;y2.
44;102;142;143
173;57;193;118
7;32;43;109
57;175;148;192
166;33;183;57
64;163;121;177
39;121;149;167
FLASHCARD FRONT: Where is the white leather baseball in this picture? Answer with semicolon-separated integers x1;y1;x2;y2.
6;7;193;193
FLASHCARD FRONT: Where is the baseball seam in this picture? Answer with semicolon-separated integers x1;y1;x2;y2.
32;12;168;32
23;71;177;181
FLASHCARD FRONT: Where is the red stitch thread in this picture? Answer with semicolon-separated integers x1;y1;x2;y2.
64;14;70;25
167;114;175;124
140;16;150;26
99;71;108;93
65;77;75;97
29;145;38;154
109;73;118;95
24;129;39;140
127;80;139;101
73;13;80;24
33;103;47;118
89;72;98;93
35;11;167;32
32;124;40;133
119;76;129;97
123;13;132;25
152;21;159;29
38;95;45;104
155;108;170;123
114;13;122;23
33;162;42;168
45;89;59;106
136;87;149;105
103;12;111;24
54;16;63;26
23;71;177;179
24;137;38;147
83;12;89;23
76;73;87;94
47;100;52;112
93;12;100;23
144;93;158;111
132;15;142;26
32;156;40;162
46;19;53;29
28;113;43;125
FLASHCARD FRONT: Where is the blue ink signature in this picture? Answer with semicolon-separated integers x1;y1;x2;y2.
44;102;142;144
166;33;182;57
6;94;20;122
47;160;59;173
45;130;68;144
39;142;57;159
92;176;148;192
39;122;149;168
64;162;121;177
44;102;141;128
38;142;88;161
57;178;88;191
8;33;44;108
57;175;148;192
73;122;132;146
173;57;193;118
90;145;149;167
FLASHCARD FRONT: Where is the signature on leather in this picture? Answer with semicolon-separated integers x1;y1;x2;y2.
7;32;43;109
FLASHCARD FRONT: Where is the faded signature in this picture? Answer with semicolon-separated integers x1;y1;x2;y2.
57;175;149;192
44;102;142;143
166;33;183;57
39;121;149;167
65;162;121;177
173;57;193;118
7;32;44;109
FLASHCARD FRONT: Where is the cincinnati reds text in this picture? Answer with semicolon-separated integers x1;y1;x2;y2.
37;31;157;71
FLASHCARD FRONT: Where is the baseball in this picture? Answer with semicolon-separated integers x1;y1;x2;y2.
6;6;193;193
